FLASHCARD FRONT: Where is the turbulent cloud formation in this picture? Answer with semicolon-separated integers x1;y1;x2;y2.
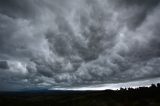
0;0;160;91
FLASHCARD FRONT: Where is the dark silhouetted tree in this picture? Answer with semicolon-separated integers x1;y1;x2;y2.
157;83;160;88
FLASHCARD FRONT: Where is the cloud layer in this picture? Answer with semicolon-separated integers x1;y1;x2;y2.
0;0;160;90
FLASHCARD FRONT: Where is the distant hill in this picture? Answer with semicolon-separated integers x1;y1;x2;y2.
0;83;160;106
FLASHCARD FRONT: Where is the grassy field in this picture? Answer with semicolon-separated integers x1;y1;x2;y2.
0;84;160;106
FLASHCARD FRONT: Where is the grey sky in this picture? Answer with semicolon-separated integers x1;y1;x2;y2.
0;0;160;91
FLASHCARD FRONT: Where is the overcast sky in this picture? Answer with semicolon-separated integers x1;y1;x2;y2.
0;0;160;91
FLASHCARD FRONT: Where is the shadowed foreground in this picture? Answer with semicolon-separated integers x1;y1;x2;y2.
0;84;160;106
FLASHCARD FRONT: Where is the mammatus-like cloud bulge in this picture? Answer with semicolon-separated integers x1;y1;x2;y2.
0;0;160;91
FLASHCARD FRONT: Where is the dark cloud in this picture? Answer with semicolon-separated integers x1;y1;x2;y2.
0;0;39;19
0;0;160;90
113;0;160;29
0;61;9;69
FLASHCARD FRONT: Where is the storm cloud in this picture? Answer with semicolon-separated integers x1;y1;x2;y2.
0;0;160;91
